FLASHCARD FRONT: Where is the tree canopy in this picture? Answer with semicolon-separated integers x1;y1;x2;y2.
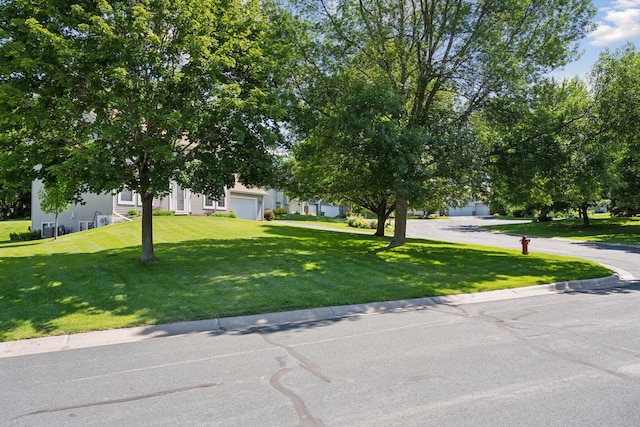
483;78;615;226
592;44;640;215
288;0;596;246
0;0;297;260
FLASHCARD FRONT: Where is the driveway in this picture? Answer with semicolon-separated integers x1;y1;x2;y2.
406;217;640;280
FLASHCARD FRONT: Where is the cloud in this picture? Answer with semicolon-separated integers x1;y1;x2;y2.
589;1;640;46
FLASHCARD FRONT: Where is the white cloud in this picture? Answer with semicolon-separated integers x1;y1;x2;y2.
589;2;640;46
611;0;640;8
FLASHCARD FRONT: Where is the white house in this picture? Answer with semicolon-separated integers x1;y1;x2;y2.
445;201;490;217
31;180;271;237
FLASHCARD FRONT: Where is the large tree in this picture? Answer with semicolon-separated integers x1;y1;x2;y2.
484;78;614;226
0;130;32;219
592;44;640;215
1;0;296;261
291;0;595;247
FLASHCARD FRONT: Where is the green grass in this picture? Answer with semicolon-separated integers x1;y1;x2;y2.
0;216;610;342
483;216;640;245
274;213;352;230
0;219;31;243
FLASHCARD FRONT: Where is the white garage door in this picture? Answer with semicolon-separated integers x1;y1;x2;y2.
230;196;258;220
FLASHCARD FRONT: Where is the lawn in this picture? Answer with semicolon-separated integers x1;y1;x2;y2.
0;216;610;342
482;216;640;245
0;219;32;243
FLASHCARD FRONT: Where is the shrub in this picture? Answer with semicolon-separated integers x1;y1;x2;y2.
152;209;174;216
10;229;42;241
347;215;372;229
273;207;287;216
264;209;275;221
210;212;236;218
128;209;139;217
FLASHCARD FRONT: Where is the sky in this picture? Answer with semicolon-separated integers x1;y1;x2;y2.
554;0;640;80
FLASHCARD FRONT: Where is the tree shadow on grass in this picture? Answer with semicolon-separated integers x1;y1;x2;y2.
0;224;611;342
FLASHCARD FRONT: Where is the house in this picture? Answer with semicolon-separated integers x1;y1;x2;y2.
262;190;343;217
409;200;491;217
445;201;490;217
31;180;271;237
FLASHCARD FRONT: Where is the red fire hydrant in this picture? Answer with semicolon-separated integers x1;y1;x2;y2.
520;235;531;255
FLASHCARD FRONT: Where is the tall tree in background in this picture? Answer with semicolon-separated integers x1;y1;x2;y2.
0;0;297;261
483;79;614;226
592;44;640;215
290;0;595;247
0;131;32;219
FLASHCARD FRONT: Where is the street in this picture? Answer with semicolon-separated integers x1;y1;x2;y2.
2;218;640;426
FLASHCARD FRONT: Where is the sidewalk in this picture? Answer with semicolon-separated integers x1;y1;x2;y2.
1;266;636;359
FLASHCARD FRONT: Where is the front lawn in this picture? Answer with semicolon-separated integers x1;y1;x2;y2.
0;216;610;341
0;219;31;243
483;217;640;245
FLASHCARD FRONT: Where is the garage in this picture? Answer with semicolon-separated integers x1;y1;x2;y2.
230;196;260;220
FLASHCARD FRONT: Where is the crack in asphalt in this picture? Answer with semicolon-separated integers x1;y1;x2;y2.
259;331;332;384
269;356;326;427
477;310;640;381
12;382;222;420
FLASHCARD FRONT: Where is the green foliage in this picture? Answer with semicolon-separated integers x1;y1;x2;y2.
9;230;41;241
483;78;615;226
347;216;373;229
264;209;275;221
152;210;174;217
593;44;640;212
0;0;300;260
346;215;384;230
127;209;139;217
288;0;596;246
273;207;287;216
208;212;237;218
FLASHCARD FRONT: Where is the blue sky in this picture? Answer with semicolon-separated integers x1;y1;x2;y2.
554;0;640;79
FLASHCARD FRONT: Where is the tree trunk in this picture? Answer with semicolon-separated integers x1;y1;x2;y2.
373;199;391;237
387;198;408;248
580;203;590;227
53;212;59;241
374;213;387;237
139;193;158;262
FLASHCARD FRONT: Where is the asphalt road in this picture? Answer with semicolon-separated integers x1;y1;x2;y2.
2;218;640;426
407;216;640;279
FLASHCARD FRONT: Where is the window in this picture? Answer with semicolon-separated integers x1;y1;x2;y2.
41;222;55;238
216;195;226;210
118;189;135;205
79;221;94;231
203;196;215;209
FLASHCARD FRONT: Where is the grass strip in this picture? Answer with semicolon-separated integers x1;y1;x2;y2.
0;216;610;341
482;217;640;246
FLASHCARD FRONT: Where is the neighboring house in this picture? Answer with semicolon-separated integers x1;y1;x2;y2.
263;190;343;217
409;200;491;217
445;201;490;217
31;180;270;237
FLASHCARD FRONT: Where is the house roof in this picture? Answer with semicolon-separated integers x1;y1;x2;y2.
229;181;269;197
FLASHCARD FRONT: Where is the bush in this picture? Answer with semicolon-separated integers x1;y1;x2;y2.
128;209;139;217
10;229;42;241
152;209;174;216
273;207;287;216
264;209;275;221
347;215;373;229
209;212;237;218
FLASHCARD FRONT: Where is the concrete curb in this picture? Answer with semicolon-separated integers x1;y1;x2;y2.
1;267;637;359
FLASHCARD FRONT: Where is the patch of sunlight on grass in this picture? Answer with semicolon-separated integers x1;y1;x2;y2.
0;216;612;342
303;262;321;271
